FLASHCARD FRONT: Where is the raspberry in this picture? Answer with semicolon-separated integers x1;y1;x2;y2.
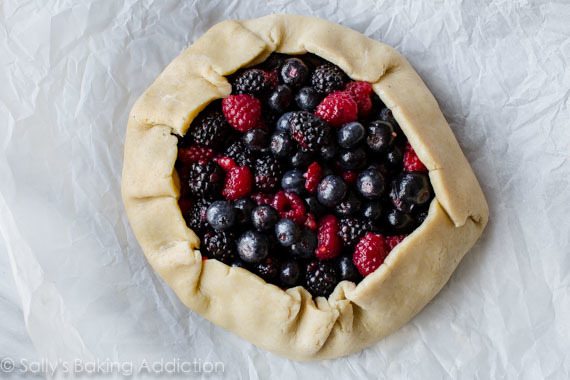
353;232;387;276
304;162;323;193
316;215;343;260
345;81;373;117
305;260;339;297
311;64;347;94
315;91;358;127
289;111;330;152
254;154;282;192
222;166;253;200
232;69;271;95
304;213;318;231
222;94;262;132
272;191;307;225
338;217;372;247
386;235;407;251
224;141;255;167
188;111;231;148
177;145;214;164
203;230;236;264
403;143;428;172
187;161;225;198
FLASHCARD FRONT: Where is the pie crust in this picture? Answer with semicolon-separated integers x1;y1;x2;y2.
121;14;489;360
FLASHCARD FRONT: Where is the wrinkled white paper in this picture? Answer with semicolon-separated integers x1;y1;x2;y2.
1;0;569;378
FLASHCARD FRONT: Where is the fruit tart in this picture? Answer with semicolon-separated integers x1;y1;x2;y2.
122;14;488;360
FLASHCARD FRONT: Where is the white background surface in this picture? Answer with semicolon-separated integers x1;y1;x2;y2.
1;0;569;378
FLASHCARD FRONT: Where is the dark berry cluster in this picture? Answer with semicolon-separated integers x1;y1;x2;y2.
176;53;434;298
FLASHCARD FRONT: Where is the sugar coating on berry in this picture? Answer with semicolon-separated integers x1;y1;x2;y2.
353;232;388;276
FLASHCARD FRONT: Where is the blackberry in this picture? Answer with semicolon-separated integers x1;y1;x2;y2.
224;141;255;167
289;111;330;152
254;154;282;192
338;217;372;247
187;161;224;198
185;198;211;233
252;256;280;283
232;69;269;95
311;64;347;94
203;230;236;264
188;111;230;149
305;261;338;297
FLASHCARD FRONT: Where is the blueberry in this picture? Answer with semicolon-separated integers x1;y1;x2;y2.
385;208;415;232
320;140;337;161
362;201;383;222
317;175;347;207
251;205;279;231
291;228;317;258
237;230;269;263
305;196;326;217
417;210;428;224
366;120;396;153
270;132;294;158
206;201;236;230
290;150;313;168
234;198;255;225
267;84;293;113
385;146;403;172
280;260;301;286
338;148;367;170
335;191;362;217
274;219;300;247
280;58;309;88
295;86;321;111
338;256;361;282
378;107;395;123
276;112;294;133
390;172;432;213
243;128;269;152
281;169;305;194
337;122;365;149
356;168;385;200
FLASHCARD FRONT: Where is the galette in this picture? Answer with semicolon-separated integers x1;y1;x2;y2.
122;14;488;360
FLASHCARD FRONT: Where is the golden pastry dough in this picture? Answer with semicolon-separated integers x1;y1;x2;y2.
122;14;488;360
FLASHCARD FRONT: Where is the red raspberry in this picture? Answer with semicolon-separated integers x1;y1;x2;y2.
345;81;373;117
304;162;323;193
305;213;318;231
272;191;307;225
353;232;388;276
222;94;262;132
251;192;274;206
314;91;358;127
386;235;407;251
214;156;238;171
178;198;192;215
403;143;428;172
316;215;343;260
222;166;253;200
177;145;214;164
341;170;357;185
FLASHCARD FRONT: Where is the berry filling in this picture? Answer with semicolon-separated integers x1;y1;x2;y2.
176;54;434;298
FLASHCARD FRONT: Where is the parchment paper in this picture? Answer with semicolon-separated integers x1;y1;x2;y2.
1;0;569;378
